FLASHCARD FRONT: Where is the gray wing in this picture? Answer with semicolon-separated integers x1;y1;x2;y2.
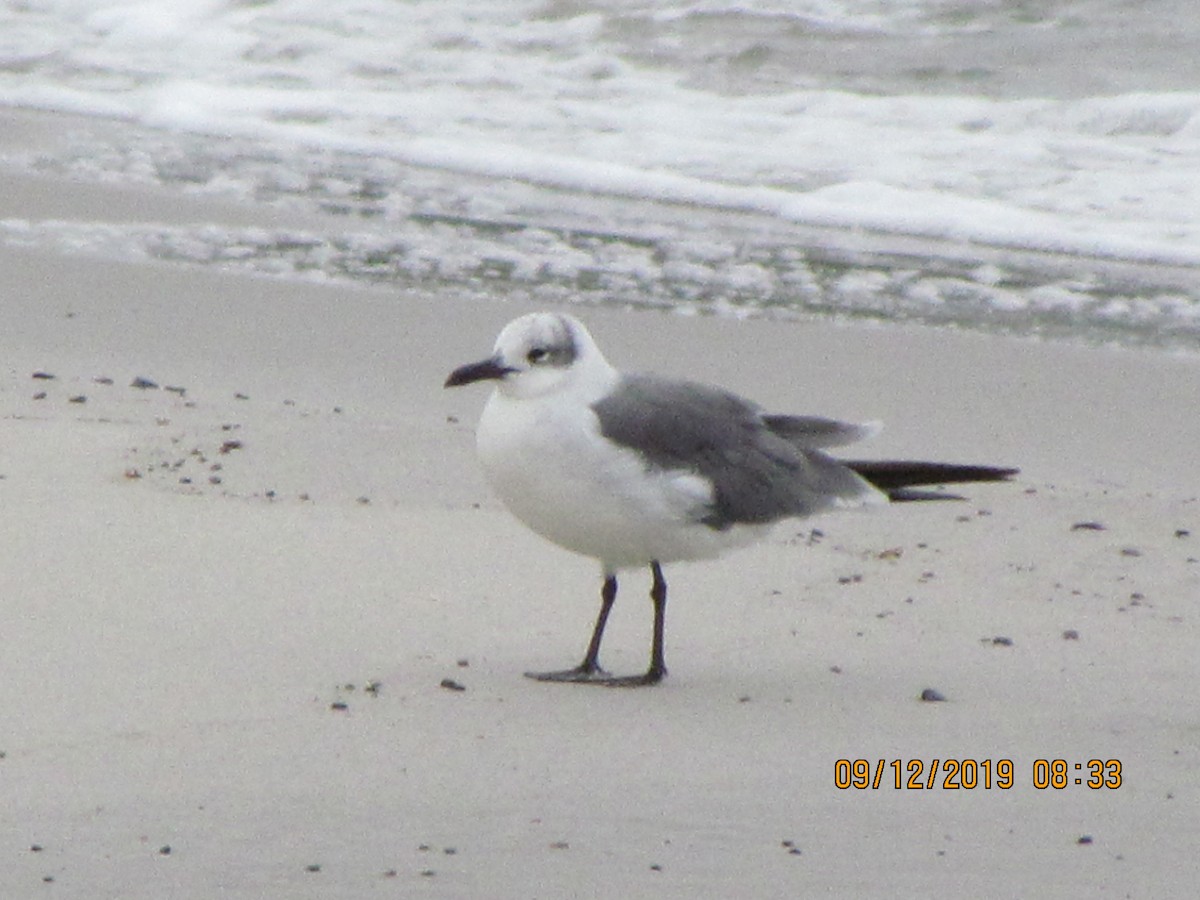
761;414;880;449
591;374;877;530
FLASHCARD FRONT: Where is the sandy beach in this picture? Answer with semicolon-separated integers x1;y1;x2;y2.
3;152;1199;897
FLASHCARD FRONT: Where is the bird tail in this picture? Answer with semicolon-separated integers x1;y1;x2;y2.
842;460;1018;502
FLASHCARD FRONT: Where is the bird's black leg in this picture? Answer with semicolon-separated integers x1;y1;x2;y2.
524;575;618;683
525;566;669;687
642;560;668;684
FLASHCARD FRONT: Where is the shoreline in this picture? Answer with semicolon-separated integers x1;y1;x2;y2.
2;123;1198;897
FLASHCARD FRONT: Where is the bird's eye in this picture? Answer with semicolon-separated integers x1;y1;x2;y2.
526;347;548;364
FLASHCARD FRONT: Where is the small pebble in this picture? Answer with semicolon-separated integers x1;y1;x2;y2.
1062;629;1080;640
991;636;1014;646
159;845;172;855
1077;835;1093;845
68;395;87;404
1071;521;1106;531
440;678;466;692
305;863;322;873
330;701;349;711
920;688;947;702
130;376;159;390
32;371;56;380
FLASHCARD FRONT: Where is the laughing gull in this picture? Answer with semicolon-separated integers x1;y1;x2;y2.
445;312;1016;687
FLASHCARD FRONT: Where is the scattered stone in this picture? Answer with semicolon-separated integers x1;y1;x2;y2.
32;391;47;400
364;680;382;695
443;847;457;856
68;394;87;404
650;863;663;871
219;440;243;454
549;841;570;850
159;845;172;855
1071;521;1106;531
990;636;1014;646
439;678;466;692
125;468;143;480
94;376;114;385
164;385;186;396
1176;529;1191;538
1120;547;1142;557
877;547;903;560
330;701;349;712
1062;629;1080;640
305;863;322;873
837;573;863;585
356;496;371;505
383;869;398;878
446;415;459;424
235;392;250;400
919;688;947;702
1077;835;1093;845
31;371;55;380
420;869;436;878
30;844;43;853
456;658;470;668
130;376;159;390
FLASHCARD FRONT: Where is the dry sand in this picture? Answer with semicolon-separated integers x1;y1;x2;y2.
2;160;1199;898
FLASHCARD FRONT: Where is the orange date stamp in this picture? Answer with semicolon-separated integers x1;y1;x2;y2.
833;758;1122;790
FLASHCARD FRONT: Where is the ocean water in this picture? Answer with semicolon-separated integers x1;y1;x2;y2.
2;0;1199;348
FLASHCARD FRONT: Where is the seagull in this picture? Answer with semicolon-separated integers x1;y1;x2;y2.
445;312;1016;687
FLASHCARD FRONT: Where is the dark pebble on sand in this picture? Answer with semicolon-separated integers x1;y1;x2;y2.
920;688;947;702
1071;521;1106;531
439;678;466;692
131;376;159;390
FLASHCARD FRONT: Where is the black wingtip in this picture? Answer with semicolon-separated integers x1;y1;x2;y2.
844;460;1018;495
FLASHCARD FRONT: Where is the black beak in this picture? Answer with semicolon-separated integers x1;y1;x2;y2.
444;357;514;388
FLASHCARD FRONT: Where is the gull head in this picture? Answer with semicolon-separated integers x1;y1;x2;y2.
444;312;614;401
